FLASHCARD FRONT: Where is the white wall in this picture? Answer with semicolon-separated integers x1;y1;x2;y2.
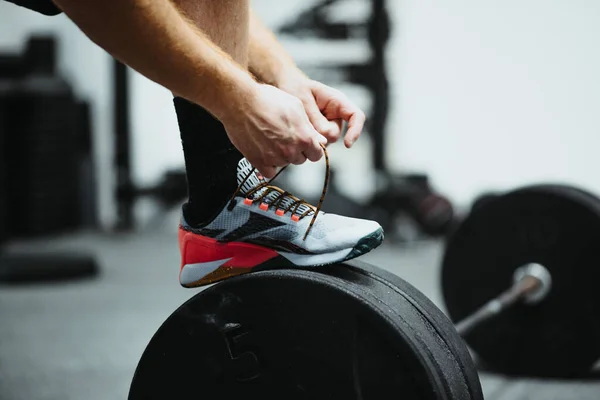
2;0;600;226
388;0;600;206
131;0;600;208
0;2;115;228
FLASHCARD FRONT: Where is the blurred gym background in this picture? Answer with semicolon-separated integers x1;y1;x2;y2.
1;0;599;399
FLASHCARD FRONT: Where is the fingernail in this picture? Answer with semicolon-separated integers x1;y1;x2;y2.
317;134;328;144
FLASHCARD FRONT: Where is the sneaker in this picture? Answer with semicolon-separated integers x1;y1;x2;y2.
178;157;384;288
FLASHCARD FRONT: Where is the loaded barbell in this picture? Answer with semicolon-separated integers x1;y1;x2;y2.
128;183;600;399
454;262;552;336
442;184;600;378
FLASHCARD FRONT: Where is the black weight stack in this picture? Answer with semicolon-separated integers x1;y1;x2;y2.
0;35;100;284
0;92;6;245
0;36;86;238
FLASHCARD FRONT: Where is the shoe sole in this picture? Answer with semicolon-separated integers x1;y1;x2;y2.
179;227;385;288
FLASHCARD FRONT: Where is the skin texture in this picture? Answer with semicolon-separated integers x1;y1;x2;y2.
53;0;366;178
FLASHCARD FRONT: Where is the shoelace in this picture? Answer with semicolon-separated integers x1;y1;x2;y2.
228;143;330;241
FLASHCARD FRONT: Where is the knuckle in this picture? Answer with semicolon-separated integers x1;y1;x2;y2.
278;145;292;161
329;131;341;141
326;125;338;136
258;154;271;168
299;135;313;146
293;96;304;108
292;154;306;165
311;152;323;162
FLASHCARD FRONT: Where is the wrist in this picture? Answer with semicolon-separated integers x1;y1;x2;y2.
271;64;308;88
198;67;259;122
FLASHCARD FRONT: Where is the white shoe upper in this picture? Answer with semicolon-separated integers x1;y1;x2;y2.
182;158;382;255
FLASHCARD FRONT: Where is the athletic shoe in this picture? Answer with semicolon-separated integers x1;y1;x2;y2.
178;157;384;288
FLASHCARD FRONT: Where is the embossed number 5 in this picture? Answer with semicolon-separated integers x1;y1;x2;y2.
223;323;260;382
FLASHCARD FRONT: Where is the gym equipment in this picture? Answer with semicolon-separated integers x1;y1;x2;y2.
279;0;455;240
0;252;98;284
129;260;484;400
0;36;96;236
369;173;455;237
117;170;188;210
278;0;358;40
0;92;6;245
469;191;500;213
442;184;600;378
113;60;188;230
0;35;100;284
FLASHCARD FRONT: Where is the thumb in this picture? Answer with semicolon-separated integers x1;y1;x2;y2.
304;98;336;140
256;165;278;180
307;124;327;145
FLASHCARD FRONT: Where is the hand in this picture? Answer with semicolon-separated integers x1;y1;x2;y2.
220;83;328;179
278;74;366;148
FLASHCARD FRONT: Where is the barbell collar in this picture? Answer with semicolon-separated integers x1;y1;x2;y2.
512;263;552;304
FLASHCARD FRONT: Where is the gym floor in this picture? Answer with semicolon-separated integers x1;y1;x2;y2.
1;214;599;400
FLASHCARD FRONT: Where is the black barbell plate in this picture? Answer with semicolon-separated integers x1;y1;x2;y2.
312;260;483;400
343;259;483;400
0;252;99;284
314;263;476;400
129;261;481;400
442;184;600;378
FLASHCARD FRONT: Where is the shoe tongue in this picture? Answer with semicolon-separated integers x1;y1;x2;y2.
236;158;313;216
236;158;265;192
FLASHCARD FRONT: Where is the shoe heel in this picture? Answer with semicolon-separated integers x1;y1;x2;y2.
178;227;279;288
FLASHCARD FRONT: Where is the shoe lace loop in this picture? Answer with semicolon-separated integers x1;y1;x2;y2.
228;143;330;241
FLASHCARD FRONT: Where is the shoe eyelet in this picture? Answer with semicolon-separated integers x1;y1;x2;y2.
259;203;269;211
275;209;285;216
243;198;253;206
291;215;300;222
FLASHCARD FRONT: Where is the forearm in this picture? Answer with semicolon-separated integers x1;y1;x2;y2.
53;0;256;120
248;9;305;86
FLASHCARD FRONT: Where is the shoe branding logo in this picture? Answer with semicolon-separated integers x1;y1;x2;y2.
220;211;285;242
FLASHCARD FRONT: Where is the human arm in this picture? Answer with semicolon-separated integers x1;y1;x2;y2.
52;0;325;177
248;9;366;147
52;0;254;120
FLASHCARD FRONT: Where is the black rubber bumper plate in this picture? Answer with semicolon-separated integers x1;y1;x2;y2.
129;260;482;399
442;184;600;378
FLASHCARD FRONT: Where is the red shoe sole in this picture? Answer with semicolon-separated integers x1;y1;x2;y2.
178;227;279;287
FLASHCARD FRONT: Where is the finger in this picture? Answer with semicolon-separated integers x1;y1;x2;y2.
327;119;343;142
334;118;343;132
256;165;278;179
316;132;328;145
289;151;308;166
312;83;365;147
302;131;324;162
304;98;339;141
343;109;366;148
257;153;287;176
